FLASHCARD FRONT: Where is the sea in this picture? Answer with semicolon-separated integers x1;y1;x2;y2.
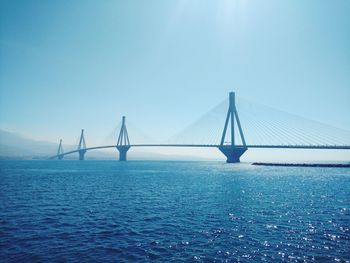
0;160;349;262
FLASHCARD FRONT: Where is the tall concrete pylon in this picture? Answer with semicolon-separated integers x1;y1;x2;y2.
77;129;87;160
57;139;64;160
218;92;247;163
116;116;130;161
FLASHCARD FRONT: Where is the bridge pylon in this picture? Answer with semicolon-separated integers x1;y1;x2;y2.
219;92;247;163
116;116;130;161
57;139;64;160
77;129;87;160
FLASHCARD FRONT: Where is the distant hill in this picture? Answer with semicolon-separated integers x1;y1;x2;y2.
0;129;58;158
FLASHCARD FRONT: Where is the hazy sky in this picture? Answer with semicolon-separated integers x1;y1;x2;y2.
1;0;349;147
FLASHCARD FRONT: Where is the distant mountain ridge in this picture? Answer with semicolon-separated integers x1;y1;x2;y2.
0;129;58;158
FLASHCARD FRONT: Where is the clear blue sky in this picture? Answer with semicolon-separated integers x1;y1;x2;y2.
1;0;349;145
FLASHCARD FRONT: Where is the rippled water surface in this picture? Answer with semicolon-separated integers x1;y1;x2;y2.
0;160;349;262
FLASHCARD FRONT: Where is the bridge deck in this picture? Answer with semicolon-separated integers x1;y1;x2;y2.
50;144;350;159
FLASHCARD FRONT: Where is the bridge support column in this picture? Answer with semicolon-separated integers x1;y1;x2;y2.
57;139;64;160
78;150;87;160
219;92;248;163
219;146;247;163
77;129;87;160
116;116;131;161
117;146;130;161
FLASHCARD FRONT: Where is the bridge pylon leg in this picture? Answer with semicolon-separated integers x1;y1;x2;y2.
79;150;87;160
117;146;130;161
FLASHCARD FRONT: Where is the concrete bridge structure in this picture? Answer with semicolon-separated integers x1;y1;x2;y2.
50;92;350;163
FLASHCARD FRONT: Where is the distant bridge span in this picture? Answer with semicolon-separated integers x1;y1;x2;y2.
51;92;350;162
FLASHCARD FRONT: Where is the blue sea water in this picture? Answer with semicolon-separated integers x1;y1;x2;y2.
0;160;349;262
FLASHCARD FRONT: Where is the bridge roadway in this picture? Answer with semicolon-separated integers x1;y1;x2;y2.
50;144;350;159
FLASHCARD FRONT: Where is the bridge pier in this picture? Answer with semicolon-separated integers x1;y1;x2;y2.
58;154;64;160
219;146;247;163
117;146;130;161
78;149;87;160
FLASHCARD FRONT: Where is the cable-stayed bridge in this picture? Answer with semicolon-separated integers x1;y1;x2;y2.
51;92;350;163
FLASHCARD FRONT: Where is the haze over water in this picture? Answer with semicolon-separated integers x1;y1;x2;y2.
1;160;349;262
1;1;350;262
